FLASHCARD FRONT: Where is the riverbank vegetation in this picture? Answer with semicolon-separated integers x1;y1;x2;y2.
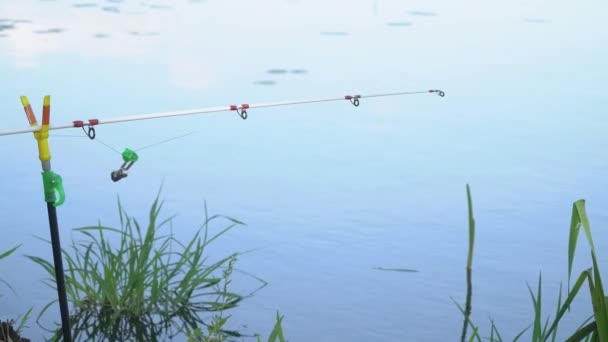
1;185;605;341
456;185;606;341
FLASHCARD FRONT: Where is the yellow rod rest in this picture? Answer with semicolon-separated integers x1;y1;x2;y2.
22;95;52;162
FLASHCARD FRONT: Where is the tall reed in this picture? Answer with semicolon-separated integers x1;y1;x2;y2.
455;186;607;341
460;184;475;342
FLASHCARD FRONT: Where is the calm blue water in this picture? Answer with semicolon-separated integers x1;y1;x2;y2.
1;0;608;340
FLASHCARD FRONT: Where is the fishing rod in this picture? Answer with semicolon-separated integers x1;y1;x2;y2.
6;89;446;182
0;89;445;137
4;88;444;342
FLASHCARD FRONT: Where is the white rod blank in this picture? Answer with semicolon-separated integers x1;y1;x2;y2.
0;90;443;137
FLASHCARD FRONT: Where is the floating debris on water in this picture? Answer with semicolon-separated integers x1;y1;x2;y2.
523;18;550;23
408;10;437;16
267;68;288;74
386;21;412;27
73;3;98;7
0;19;31;35
34;28;65;34
0;24;15;32
129;31;160;36
373;267;419;273
320;31;349;36
149;4;172;10
0;19;32;25
102;6;120;13
93;33;109;38
264;68;308;75
254;80;277;86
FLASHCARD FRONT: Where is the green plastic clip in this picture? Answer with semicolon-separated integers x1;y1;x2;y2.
42;171;65;206
122;148;139;163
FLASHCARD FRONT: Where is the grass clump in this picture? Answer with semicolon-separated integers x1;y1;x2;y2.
27;190;251;341
455;185;608;342
187;311;288;342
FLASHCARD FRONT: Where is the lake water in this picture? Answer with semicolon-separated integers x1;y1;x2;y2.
1;0;607;341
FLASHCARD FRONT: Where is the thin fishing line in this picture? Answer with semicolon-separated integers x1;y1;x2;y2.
95;138;122;155
51;134;87;138
363;90;429;98
134;131;197;152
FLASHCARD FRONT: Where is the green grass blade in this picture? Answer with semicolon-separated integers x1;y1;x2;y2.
489;319;503;342
574;200;596;253
575;315;595;333
590;253;607;340
544;271;591;339
0;279;17;296
513;325;532;342
35;299;58;324
565;322;596;342
466;184;475;269
591;331;599;342
0;244;20;260
526;274;542;342
550;283;563;342
468;326;479;342
16;306;33;334
569;200;596;288
267;312;286;342
568;202;582;286
450;296;482;342
460;184;475;342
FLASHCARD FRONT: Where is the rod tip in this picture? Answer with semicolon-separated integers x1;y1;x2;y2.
43;95;50;106
20;96;30;107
